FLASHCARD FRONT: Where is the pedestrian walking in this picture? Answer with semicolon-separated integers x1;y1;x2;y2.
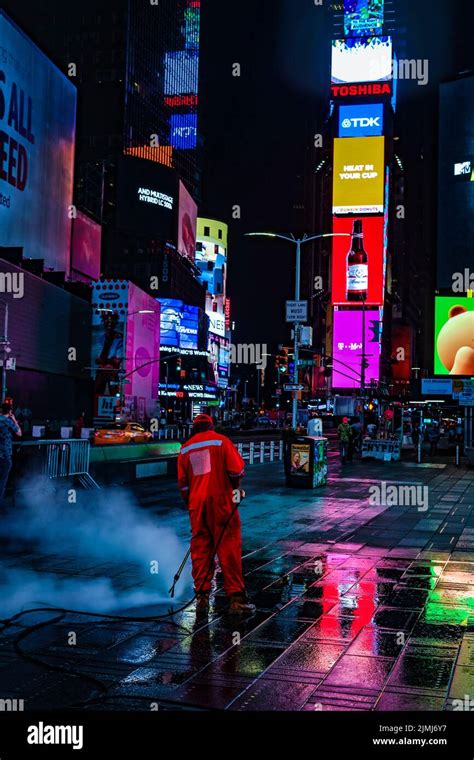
428;423;439;456
0;403;22;504
337;417;353;464
177;414;255;615
350;419;362;457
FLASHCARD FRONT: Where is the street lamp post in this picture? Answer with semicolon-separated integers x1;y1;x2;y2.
0;301;9;404
245;231;350;429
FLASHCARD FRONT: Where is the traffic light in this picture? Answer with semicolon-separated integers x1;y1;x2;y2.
275;353;288;373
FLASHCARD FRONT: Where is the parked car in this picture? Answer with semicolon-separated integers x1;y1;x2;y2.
94;422;153;445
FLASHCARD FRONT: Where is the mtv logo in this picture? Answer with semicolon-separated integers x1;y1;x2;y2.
454;161;471;176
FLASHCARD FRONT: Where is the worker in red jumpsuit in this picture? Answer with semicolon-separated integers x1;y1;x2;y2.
177;414;255;614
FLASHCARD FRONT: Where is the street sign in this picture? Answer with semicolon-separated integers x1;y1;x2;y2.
298;359;315;367
0;357;16;370
97;396;118;419
286;300;308;323
283;383;305;392
421;378;453;395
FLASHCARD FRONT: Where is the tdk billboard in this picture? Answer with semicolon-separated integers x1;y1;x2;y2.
338;104;384;138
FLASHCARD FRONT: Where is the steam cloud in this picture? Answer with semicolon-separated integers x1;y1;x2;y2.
0;482;192;618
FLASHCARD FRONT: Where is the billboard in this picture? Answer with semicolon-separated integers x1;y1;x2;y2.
333;136;385;214
92;282;128;399
164;51;199;96
0;11;76;274
332;308;382;388
331;82;392;99
209;333;230;387
206;306;226;337
331;216;384;305
434;296;474;377
117;155;177;238
170;113;197;150
331;36;392;85
71;210;101;281
92;281;160;418
158;298;199;350
126;284;160;418
177;180;197;260
437;78;474;290
391;325;412;382
344;0;384;37
338;103;383;137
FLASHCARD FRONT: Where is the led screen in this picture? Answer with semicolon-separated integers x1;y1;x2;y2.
164;51;199;96
344;0;384;37
177;180;197;260
434;296;474;377
333;136;385;214
332;308;382;388
170;113;197;150
331;36;392;84
331;216;384;305
391;325;412;382
126;284;160;416
117;155;177;238
0;11;76;274
437;78;474;289
71;210;101;280
158;298;199;350
338;103;383;137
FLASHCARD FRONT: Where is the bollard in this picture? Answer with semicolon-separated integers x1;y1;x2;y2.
279;440;284;460
417;441;422;464
249;442;254;465
270;440;275;462
237;443;243;457
260;441;265;462
456;445;460;467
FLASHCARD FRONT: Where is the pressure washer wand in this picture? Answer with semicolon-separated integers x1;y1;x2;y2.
168;546;191;598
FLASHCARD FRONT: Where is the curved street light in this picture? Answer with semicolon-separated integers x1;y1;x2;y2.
245;231;350;429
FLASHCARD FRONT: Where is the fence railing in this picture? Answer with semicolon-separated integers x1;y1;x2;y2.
15;439;91;479
236;440;284;465
156;425;193;441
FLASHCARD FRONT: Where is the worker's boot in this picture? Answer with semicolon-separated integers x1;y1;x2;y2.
195;591;210;610
229;592;256;615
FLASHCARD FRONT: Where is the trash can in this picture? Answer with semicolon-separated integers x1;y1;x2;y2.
285;435;328;488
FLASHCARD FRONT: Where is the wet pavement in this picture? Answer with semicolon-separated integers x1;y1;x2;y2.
1;455;474;712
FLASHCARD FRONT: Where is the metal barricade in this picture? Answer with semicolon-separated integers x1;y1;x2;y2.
15;439;98;488
230;440;284;466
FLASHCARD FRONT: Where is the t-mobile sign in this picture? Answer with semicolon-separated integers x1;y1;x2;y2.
332;309;382;389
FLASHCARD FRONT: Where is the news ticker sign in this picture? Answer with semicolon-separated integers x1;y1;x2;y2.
338;104;383;137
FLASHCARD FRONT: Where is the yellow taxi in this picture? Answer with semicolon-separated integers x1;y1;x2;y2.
94;422;153;445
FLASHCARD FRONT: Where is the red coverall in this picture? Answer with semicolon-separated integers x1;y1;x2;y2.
177;431;245;596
